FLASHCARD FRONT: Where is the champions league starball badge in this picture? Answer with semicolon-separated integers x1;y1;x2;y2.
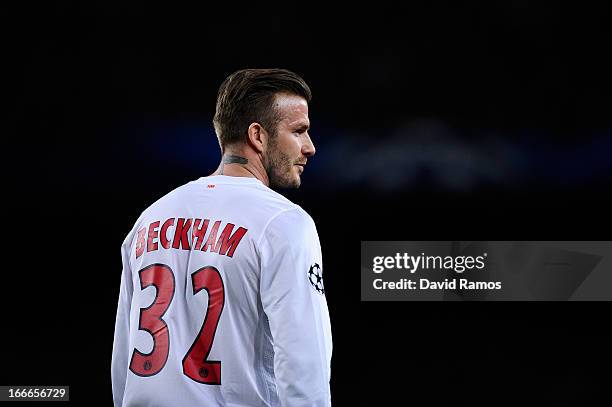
308;263;325;295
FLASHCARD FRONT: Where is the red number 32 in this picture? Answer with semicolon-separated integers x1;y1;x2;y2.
128;264;225;385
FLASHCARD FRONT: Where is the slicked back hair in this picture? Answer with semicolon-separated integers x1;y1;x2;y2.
213;68;312;149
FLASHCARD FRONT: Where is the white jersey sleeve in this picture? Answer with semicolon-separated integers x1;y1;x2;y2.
259;207;333;407
111;235;134;407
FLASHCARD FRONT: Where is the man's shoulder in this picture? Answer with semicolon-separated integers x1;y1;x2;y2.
121;181;194;245
137;181;195;218
260;204;316;244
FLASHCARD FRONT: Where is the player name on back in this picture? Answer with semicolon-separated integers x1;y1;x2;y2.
135;217;248;258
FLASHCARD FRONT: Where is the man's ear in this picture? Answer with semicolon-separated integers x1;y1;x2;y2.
247;123;268;154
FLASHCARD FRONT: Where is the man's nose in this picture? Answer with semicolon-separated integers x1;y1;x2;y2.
302;133;316;157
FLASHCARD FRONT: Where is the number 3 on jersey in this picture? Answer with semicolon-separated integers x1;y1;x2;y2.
129;264;225;385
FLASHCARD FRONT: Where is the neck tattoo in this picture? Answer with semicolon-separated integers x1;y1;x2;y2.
220;155;248;175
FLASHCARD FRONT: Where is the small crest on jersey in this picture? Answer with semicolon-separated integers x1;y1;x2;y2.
307;263;325;295
207;184;215;188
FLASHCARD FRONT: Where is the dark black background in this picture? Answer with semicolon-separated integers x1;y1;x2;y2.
8;2;611;405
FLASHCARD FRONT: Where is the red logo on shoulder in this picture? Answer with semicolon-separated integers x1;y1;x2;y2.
207;184;215;188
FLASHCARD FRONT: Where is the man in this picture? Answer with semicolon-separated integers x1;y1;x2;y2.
111;68;332;406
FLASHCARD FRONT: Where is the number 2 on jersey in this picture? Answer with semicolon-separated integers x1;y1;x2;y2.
129;264;225;384
183;266;224;384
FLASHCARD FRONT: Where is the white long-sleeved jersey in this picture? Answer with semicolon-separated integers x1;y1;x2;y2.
111;175;332;406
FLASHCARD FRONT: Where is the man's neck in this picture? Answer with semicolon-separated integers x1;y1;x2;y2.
212;151;270;186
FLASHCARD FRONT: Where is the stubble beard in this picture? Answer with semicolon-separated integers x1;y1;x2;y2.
264;138;301;189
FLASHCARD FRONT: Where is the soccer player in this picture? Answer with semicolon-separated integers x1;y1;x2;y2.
111;69;332;406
